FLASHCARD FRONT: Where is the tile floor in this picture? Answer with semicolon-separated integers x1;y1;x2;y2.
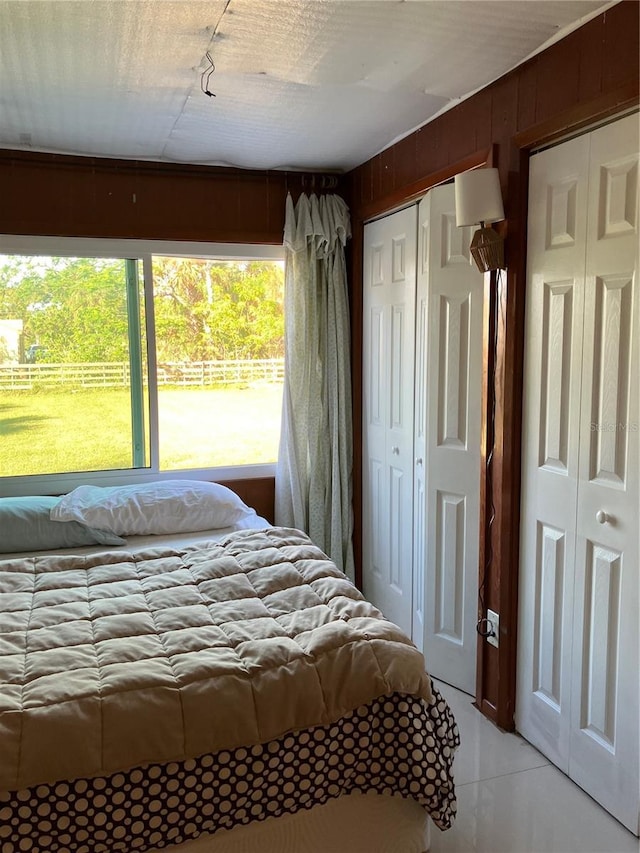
429;680;639;853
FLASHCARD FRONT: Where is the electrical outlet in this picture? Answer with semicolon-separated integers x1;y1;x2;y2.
486;609;499;648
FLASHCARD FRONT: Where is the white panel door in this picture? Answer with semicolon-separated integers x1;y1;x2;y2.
569;114;639;833
418;184;483;695
362;205;417;637
517;133;591;771
518;112;639;834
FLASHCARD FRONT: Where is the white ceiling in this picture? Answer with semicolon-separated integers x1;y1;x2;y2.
0;0;611;173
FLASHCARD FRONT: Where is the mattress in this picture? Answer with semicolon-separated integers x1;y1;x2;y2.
0;525;459;852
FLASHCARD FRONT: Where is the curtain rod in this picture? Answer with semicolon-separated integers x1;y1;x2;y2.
298;174;340;190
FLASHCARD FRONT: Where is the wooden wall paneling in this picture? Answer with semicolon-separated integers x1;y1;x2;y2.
444;100;479;166
369;153;384;203
266;174;288;241
603;0;640;89
366;154;379;202
0;150;350;245
357;159;374;209
517;58;539;133
415;118;446;180
61;163;99;234
218;477;275;524
490;76;518;162
379;147;396;199
91;167;144;237
231;175;265;241
39;162;82;234
513;80;640;151
534;32;581;125
577;16;604;103
356;147;494;224
469;87;494;155
181;172;230;240
393;133;418;193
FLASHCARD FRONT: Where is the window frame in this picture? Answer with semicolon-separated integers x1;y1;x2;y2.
0;235;284;497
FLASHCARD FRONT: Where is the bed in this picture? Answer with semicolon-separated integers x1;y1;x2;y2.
0;482;459;853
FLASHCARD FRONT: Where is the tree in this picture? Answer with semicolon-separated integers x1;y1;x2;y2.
0;256;130;362
152;258;284;362
0;254;285;365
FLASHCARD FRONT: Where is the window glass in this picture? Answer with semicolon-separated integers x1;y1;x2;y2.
153;257;284;470
0;255;148;477
0;247;284;482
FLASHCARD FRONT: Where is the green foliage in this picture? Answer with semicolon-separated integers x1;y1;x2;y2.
0;255;285;364
152;258;284;362
0;256;129;362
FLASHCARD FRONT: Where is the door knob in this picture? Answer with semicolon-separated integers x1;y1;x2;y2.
415;457;423;465
391;446;400;455
595;510;610;525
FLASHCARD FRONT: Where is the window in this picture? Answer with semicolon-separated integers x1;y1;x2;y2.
0;237;284;491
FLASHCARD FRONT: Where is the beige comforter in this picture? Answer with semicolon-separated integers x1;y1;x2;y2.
0;527;431;791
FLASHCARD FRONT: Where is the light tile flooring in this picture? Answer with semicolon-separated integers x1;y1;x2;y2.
429;680;639;853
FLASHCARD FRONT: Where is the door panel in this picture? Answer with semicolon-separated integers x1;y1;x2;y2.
519;113;639;834
418;184;482;695
517;133;590;771
570;113;639;834
362;206;417;637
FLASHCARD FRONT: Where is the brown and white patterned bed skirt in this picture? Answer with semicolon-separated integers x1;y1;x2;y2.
0;688;459;853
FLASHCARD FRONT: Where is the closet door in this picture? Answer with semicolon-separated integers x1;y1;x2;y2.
518;112;639;834
417;184;483;695
569;114;639;833
362;206;417;637
517;134;590;771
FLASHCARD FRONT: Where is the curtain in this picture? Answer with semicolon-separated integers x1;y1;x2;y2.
275;192;354;580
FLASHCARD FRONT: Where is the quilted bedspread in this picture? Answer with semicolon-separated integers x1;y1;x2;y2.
0;527;432;791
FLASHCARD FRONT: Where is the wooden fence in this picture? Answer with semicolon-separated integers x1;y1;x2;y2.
0;359;285;390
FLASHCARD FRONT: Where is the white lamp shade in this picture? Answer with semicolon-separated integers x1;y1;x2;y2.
454;167;505;226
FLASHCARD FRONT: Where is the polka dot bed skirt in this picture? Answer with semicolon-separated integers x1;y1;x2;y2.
0;687;459;853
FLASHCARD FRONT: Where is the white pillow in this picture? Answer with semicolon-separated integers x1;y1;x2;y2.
50;480;256;536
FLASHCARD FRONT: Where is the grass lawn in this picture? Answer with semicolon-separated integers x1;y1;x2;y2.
0;384;283;477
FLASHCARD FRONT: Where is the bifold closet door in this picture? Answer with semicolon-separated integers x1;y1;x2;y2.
416;185;482;696
362;205;417;638
517;132;590;773
518;112;639;834
569;114;639;834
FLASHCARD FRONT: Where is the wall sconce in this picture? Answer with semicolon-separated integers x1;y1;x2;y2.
454;168;505;273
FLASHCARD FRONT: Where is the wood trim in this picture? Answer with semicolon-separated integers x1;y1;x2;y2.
495;163;528;731
476;162;529;731
357;147;495;223
514;79;639;150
